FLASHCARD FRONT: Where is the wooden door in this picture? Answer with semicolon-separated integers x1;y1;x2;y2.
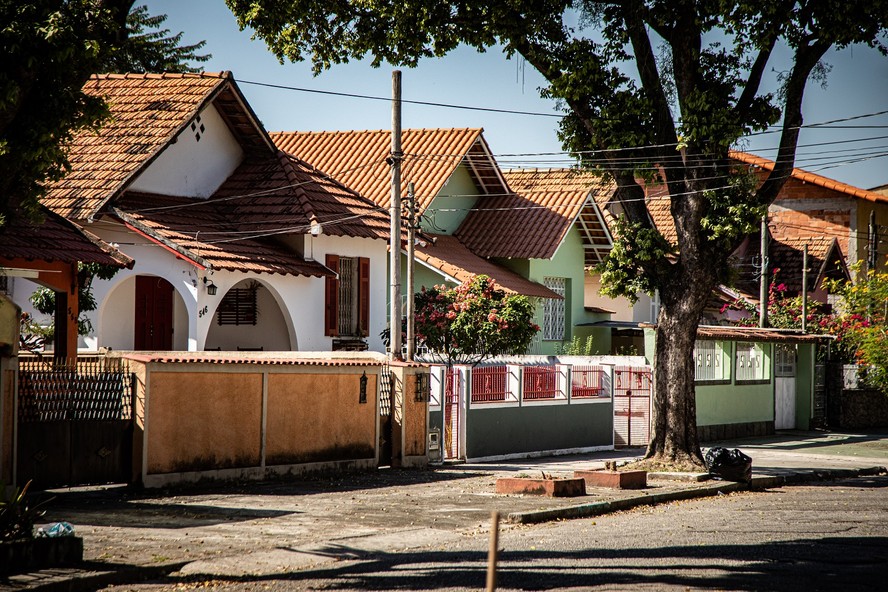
134;276;174;350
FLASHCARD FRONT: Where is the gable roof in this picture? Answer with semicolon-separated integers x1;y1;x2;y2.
455;168;615;261
414;234;561;299
43;72;275;221
109;152;389;277
0;209;133;268
271;128;509;214
731;151;887;204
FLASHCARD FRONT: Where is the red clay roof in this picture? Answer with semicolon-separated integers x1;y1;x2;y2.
271;128;509;214
694;326;827;343
0;209;133;268
456;168;615;259
731;151;887;204
114;190;333;277
43;73;240;220
109;149;389;276
415;234;561;299
121;352;391;365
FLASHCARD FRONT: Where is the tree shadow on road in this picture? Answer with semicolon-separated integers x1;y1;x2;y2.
156;534;888;591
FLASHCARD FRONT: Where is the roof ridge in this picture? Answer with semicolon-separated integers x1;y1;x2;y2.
269;127;483;136
91;71;230;81
730;150;886;204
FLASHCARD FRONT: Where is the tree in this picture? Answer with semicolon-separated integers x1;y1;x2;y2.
101;4;210;73
826;268;888;393
227;0;888;468
414;275;539;366
0;0;134;223
27;262;121;344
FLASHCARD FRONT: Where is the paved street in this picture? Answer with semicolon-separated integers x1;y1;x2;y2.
4;430;888;591
100;475;888;591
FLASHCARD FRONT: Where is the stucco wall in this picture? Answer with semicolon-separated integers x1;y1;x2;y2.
266;372;377;465
422;164;480;234
465;400;613;460
401;371;428;458
128;103;244;199
146;370;263;474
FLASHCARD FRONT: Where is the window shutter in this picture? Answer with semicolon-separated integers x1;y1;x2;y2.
358;257;370;335
325;254;340;336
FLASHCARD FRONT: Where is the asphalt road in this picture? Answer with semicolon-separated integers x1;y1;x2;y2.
101;475;888;591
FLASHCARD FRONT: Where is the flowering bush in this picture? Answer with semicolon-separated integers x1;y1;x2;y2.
414;275;539;365
723;267;887;393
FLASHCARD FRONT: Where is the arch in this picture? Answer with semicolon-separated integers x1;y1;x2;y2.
97;272;191;351
203;277;297;351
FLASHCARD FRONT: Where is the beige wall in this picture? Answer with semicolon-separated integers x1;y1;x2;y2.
402;371;428;458
146;371;262;474
266;373;377;465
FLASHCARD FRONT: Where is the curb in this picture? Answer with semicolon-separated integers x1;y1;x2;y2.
505;466;887;524
2;561;188;592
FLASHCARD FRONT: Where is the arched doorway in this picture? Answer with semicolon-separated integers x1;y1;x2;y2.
204;279;293;351
99;274;188;351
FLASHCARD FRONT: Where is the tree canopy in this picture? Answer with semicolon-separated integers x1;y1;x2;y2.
228;0;888;467
0;0;134;224
101;4;210;73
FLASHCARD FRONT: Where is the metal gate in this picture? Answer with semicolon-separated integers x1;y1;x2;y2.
378;363;394;466
443;367;462;460
613;366;652;448
17;357;134;488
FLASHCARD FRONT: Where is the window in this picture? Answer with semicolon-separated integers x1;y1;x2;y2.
543;277;567;341
325;255;370;337
693;340;730;382
216;287;258;326
735;342;769;382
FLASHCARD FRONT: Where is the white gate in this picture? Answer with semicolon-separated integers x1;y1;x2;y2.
613;366;652;447
775;344;796;430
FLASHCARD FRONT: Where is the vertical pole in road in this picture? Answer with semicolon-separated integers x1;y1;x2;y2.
389;70;403;360
486;511;500;591
405;182;416;361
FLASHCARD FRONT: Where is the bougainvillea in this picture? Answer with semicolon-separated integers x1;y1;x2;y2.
724;267;887;393
414;275;539;365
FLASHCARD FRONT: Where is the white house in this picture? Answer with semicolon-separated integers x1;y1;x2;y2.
18;72;391;353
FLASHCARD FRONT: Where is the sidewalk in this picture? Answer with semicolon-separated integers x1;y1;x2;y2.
3;430;887;591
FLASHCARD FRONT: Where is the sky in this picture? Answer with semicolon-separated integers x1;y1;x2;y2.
144;0;888;190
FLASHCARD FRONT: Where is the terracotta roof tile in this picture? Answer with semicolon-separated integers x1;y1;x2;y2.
114;190;332;277
731;151;887;204
121;352;391;365
694;326;827;343
271;128;509;214
43;73;233;220
456;168;615;259
415;234;561;299
0;209;133;268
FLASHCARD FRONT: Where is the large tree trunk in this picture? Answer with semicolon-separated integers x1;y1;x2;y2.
644;268;711;469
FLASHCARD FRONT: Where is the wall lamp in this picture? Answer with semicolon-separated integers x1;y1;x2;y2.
203;277;217;295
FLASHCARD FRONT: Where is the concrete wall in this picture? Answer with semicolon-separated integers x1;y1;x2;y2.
127;354;429;487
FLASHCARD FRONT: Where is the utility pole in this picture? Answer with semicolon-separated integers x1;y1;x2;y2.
389;70;403;360
802;243;808;333
868;210;878;273
759;215;768;328
405;182;417;361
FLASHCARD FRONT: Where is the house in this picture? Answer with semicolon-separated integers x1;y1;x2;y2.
13;72;392;353
272;130;615;354
732;151;888;275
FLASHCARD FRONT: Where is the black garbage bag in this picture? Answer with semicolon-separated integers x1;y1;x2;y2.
704;447;752;483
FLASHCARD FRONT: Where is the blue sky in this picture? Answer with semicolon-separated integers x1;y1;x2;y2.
144;0;888;190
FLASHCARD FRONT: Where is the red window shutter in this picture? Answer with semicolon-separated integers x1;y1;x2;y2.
325;254;340;336
358;257;370;335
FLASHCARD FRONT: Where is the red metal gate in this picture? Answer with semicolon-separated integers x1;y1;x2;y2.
443;367;461;459
613;366;652;448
